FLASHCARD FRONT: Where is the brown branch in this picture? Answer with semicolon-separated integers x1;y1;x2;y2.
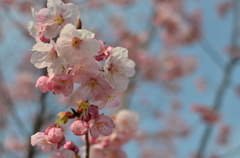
85;131;90;158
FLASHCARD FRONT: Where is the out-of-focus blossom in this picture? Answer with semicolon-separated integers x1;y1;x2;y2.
64;141;79;155
217;124;230;145
192;105;220;124
195;77;207;92
49;149;75;158
217;1;232;18
5;136;27;151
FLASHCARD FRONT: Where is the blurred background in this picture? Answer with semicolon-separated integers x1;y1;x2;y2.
0;0;240;158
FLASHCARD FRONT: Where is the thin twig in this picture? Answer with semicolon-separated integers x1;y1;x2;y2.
196;0;239;157
26;69;48;158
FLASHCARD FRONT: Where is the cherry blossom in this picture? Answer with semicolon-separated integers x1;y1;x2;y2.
104;47;135;92
37;0;80;39
49;149;75;158
45;127;64;144
31;40;66;77
31;132;53;153
70;120;89;136
50;72;74;97
77;73;110;101
64;141;79;155
56;24;100;65
88;114;115;139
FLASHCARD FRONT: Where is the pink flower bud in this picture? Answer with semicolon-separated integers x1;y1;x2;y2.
84;113;91;122
36;76;53;93
40;35;50;43
56;136;66;150
70;120;88;136
64;141;79;155
45;127;64;144
88;105;99;118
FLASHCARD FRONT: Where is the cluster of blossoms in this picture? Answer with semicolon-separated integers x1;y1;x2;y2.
28;0;135;157
85;110;139;158
153;0;201;45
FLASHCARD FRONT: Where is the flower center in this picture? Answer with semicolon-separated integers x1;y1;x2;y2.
77;64;88;71
41;139;51;145
72;37;82;49
54;15;64;25
109;65;120;73
48;49;58;61
87;79;98;91
104;95;116;102
97;122;106;131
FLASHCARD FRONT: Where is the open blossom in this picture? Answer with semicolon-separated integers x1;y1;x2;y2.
88;114;115;139
56;24;100;65
104;47;135;92
71;57;102;84
94;89;120;110
31;40;66;77
31;132;53;153
28;8;41;40
37;0;80;39
70;120;89;136
77;73;110;101
49;149;75;158
115;110;139;134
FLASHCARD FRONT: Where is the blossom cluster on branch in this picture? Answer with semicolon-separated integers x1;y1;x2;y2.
28;0;136;157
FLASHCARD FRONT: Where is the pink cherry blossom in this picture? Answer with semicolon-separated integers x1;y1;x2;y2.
94;41;112;61
94;89;120;110
70;120;89;136
115;110;139;135
71;57;102;84
56;24;100;65
37;0;80;39
45;126;64;144
31;132;52;153
77;73;110;101
104;47;135;92
89;144;127;158
64;141;79;155
88;114;115;139
31;40;66;77
50;72;74;97
36;76;53;93
88;105;99;118
49;149;75;158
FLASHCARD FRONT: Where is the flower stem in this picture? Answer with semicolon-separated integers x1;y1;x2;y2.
85;131;90;158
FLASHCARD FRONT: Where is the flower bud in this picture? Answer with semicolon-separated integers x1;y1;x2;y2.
45;127;64;144
40;35;50;43
64;141;79;155
70;120;88;136
88;105;99;118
